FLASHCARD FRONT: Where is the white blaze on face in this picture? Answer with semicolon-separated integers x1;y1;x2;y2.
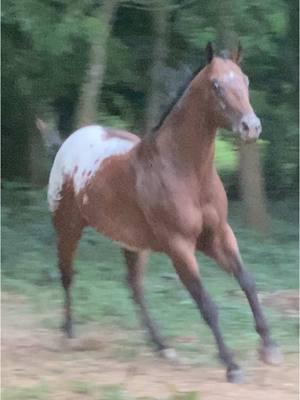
217;71;238;111
48;125;136;211
223;70;236;84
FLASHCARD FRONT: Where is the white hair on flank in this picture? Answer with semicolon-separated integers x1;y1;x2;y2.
48;125;136;212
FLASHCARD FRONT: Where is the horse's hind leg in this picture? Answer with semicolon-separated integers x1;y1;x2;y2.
56;228;82;338
53;193;84;338
123;249;174;358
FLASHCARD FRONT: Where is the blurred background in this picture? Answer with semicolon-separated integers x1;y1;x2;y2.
2;1;299;399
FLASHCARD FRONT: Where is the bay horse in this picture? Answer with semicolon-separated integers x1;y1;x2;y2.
48;43;282;383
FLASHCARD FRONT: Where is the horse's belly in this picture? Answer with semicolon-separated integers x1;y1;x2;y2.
78;187;155;251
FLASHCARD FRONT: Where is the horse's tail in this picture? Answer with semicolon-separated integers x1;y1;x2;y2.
36;118;64;159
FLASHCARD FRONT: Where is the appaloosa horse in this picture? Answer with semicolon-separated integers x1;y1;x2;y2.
48;43;282;382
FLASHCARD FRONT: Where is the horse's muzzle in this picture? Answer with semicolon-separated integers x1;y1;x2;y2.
238;113;262;142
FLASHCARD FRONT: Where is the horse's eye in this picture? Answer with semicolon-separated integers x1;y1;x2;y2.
212;79;220;90
212;79;223;96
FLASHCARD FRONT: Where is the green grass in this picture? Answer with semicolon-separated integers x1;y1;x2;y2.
3;383;200;400
2;182;299;364
2;383;50;400
69;380;97;395
2;380;201;400
100;385;200;400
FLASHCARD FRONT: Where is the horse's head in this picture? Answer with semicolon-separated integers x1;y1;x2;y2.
202;42;261;142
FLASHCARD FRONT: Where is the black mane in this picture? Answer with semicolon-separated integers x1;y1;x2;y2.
151;60;207;134
151;63;203;133
151;51;231;133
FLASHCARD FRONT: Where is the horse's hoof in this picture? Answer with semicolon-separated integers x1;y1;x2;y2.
160;348;178;362
259;344;283;365
226;367;245;384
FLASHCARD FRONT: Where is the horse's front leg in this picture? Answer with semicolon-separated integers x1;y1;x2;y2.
123;249;175;360
199;223;282;365
168;238;244;383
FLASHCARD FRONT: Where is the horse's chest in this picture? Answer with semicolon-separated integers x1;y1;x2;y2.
142;185;203;239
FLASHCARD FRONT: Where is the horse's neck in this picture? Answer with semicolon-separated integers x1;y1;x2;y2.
154;83;217;178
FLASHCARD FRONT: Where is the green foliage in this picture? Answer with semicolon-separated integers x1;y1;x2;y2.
2;0;298;191
215;137;237;173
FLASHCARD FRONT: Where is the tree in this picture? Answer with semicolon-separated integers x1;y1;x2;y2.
213;0;270;234
238;142;270;233
144;1;169;133
76;0;119;127
2;0;298;202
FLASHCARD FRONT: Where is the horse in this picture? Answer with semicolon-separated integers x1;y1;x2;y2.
48;43;282;383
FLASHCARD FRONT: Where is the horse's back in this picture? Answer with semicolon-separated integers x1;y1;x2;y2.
48;125;139;212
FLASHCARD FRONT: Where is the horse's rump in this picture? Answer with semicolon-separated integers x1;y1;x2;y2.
47;125;139;212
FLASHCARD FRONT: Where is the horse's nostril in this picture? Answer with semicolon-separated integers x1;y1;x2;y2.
241;121;249;132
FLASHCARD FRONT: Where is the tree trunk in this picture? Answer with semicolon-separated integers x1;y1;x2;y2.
144;2;168;133
29;129;51;186
215;0;237;52
36;118;64;159
76;0;118;128
239;142;269;235
215;0;269;234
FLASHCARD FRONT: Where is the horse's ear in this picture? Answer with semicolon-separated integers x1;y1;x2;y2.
205;42;214;64
235;41;243;65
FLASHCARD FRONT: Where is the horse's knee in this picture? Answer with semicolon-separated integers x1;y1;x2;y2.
60;268;73;289
126;270;141;300
58;246;75;289
187;280;219;324
201;292;218;324
124;250;149;291
234;267;256;293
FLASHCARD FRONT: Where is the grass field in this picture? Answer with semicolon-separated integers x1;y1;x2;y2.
2;182;299;399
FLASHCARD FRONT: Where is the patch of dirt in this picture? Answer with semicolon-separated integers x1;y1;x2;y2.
2;292;299;400
262;290;299;317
